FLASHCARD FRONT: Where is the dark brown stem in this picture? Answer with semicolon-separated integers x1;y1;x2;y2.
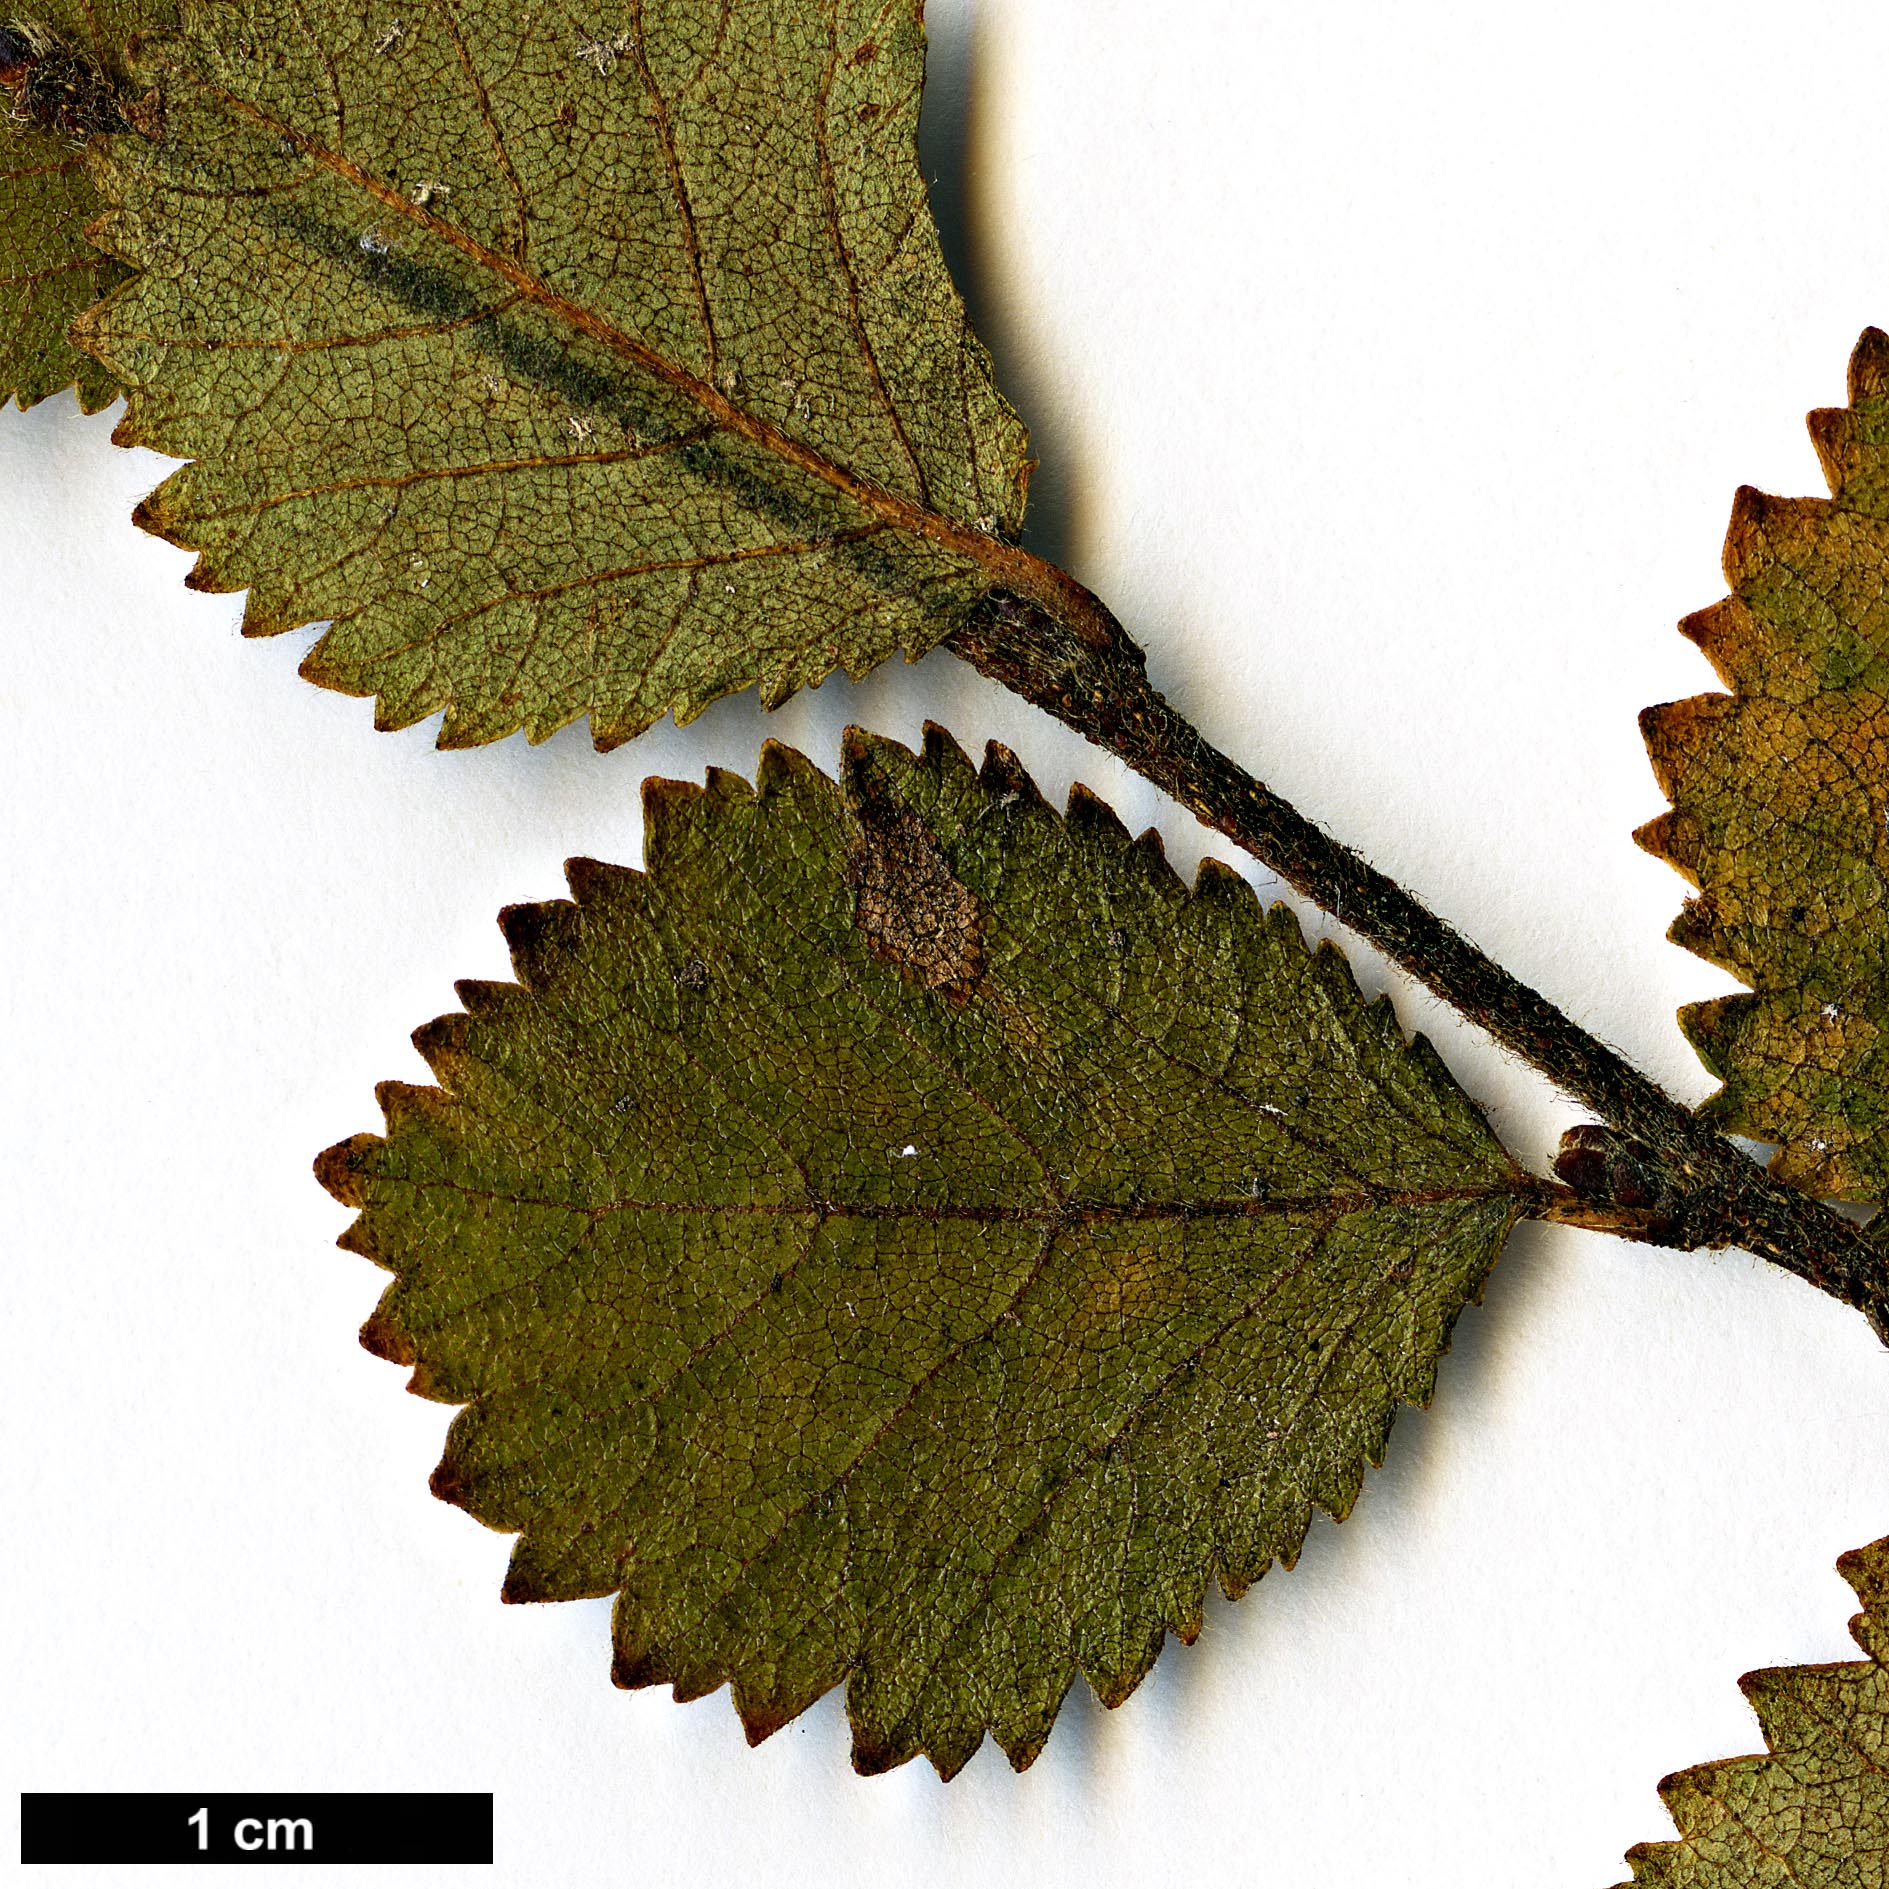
949;589;1889;1342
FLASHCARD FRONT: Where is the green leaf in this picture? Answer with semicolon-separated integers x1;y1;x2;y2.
1640;328;1889;1198
0;4;158;411
1613;1536;1889;1887
316;724;1527;1776
70;0;1039;747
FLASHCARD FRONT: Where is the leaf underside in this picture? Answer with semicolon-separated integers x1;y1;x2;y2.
1640;327;1889;1198
1614;1536;1889;1887
0;1;154;411
71;0;1030;747
318;725;1524;1776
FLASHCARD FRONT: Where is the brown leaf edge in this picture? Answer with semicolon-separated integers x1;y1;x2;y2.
1613;1535;1889;1886
1635;325;1889;1195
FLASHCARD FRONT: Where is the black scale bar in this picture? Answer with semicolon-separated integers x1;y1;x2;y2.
20;1794;493;1866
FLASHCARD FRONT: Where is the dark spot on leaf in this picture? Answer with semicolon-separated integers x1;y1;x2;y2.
844;762;984;1002
675;956;709;992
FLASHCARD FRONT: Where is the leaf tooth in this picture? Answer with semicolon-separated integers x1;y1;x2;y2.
563;854;639;910
703;764;756;805
1736;1663;1817;1756
1631;809;1678;864
128;482;190;551
1838;1535;1889;1616
1809;402;1859;497
665;1661;724;1707
1719;483;1769;588
846;1713;911;1777
1633;810;1706;886
839;722;920;788
240;591;305;641
1679;993;1754;1082
1127;825;1184;895
359;1297;416;1367
755;739;821;796
412;1010;474;1080
312;1132;379;1208
1265;899;1310;947
609;1632;671;1694
1216;1553;1276;1604
373;1078;449;1134
334;1216;386;1264
1309;934;1371;1021
499;1551;553;1606
1065;780;1129;844
589;706;661;754
731;1675;831;1749
929;1717;992;1782
918;719;976;782
1722;482;1830;596
640;774;711;866
428;1440;475;1509
181;548;233;595
1850;324;1889;403
976;740;1047;811
1639;694;1732;800
1192;855;1253;908
361;665;450;736
1667;895;1730;965
1085;1619;1168;1714
436;700;519;751
497;900;580;989
991;1712;1055;1777
1678;596;1760;691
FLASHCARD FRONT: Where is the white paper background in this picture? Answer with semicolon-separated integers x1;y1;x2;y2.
6;2;1889;1883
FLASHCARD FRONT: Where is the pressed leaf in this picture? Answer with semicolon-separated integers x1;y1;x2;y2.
0;2;157;410
68;0;1040;747
317;724;1527;1776
1640;328;1889;1197
1614;1536;1889;1887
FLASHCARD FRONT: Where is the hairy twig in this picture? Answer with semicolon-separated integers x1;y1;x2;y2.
950;587;1889;1343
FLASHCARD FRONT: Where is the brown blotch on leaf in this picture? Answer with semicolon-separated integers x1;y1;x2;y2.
844;757;985;1004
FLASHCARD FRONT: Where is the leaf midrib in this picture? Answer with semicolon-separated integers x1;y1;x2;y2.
399;1172;1524;1222
160;69;1119;647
